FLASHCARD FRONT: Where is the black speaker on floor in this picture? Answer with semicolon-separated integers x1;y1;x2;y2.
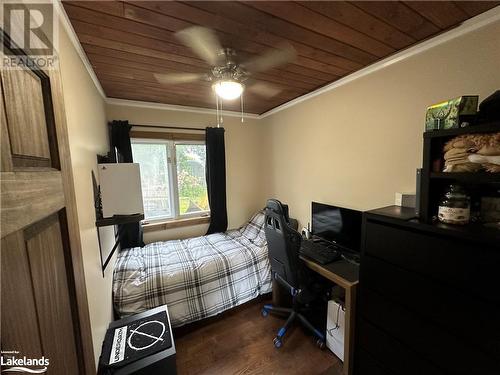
98;305;176;375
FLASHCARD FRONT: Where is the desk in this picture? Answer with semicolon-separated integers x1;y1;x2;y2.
300;256;359;375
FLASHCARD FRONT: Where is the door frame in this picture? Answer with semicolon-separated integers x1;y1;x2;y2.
1;29;96;373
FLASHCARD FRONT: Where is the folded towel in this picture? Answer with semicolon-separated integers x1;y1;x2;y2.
443;133;500;152
444;137;477;152
452;139;477;150
442;133;500;173
444;163;482;172
443;147;474;160
468;154;500;165
445;158;471;166
477;145;500;156
444;153;472;162
484;163;500;173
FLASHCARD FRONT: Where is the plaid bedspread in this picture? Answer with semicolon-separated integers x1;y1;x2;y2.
113;212;272;327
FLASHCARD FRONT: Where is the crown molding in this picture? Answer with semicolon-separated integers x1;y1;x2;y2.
259;5;500;119
105;98;261;119
56;0;499;121
55;0;106;98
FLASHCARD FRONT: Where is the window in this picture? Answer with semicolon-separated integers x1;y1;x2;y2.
131;137;209;222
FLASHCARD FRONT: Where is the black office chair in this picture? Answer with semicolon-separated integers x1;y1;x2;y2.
261;199;326;349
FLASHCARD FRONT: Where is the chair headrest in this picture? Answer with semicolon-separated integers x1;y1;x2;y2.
265;199;290;223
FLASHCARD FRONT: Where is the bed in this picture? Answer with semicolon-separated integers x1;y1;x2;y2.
113;211;272;327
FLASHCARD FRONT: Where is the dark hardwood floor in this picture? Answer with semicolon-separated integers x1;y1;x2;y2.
174;298;342;375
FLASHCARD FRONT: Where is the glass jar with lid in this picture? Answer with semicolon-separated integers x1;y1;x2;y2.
438;184;471;225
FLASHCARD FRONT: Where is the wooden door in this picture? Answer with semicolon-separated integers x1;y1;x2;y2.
1;44;94;373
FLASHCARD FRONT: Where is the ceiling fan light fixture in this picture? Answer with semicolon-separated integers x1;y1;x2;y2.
212;80;244;100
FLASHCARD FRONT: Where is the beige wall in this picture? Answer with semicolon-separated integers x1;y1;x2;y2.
58;24;114;365
262;21;500;228
105;104;269;242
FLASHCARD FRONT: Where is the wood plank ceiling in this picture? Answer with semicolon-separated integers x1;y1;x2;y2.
63;1;499;115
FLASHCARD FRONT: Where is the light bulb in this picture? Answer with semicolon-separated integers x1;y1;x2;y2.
213;80;244;100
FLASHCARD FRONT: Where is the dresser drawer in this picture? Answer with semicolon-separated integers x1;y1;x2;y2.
356;318;443;375
359;287;500;374
361;255;500;358
363;221;499;303
354;347;395;375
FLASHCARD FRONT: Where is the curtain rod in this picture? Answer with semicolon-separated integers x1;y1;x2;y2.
130;124;206;132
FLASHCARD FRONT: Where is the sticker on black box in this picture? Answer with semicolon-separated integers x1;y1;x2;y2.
109;326;128;364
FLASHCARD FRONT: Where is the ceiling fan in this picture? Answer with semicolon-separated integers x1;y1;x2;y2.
154;26;296;107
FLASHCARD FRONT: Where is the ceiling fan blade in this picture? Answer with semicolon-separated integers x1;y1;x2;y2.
248;82;283;99
154;72;207;85
175;26;223;66
242;43;296;73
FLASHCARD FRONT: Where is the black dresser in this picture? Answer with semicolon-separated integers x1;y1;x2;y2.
354;206;500;375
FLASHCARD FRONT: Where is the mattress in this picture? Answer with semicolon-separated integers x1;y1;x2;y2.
113;212;272;327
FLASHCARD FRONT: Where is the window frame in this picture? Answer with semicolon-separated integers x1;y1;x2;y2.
130;131;210;225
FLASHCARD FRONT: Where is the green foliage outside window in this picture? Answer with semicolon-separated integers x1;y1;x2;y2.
176;144;209;214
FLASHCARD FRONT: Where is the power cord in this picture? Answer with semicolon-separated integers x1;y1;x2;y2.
326;302;345;337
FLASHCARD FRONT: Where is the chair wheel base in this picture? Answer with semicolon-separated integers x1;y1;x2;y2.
315;338;325;350
273;337;283;348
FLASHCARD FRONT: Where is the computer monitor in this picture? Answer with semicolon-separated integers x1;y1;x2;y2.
312;202;362;252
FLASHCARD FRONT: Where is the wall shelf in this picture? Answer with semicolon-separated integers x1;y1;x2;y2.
95;213;144;227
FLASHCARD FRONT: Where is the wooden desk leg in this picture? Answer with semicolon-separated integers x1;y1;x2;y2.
344;284;357;375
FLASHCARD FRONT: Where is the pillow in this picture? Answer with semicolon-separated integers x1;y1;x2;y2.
240;211;265;243
252;226;267;248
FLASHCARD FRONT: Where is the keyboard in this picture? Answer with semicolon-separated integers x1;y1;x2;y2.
300;240;341;265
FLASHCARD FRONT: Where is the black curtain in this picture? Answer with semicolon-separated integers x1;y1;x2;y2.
108;120;144;248
109;120;133;163
205;127;228;234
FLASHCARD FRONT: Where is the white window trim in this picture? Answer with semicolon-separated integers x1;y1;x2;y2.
132;138;210;224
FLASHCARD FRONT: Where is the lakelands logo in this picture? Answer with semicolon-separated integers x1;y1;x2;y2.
1;0;59;70
1;351;49;373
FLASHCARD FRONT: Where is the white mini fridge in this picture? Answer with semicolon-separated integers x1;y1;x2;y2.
326;300;345;361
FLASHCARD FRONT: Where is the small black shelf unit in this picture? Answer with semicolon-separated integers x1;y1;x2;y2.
420;121;500;222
